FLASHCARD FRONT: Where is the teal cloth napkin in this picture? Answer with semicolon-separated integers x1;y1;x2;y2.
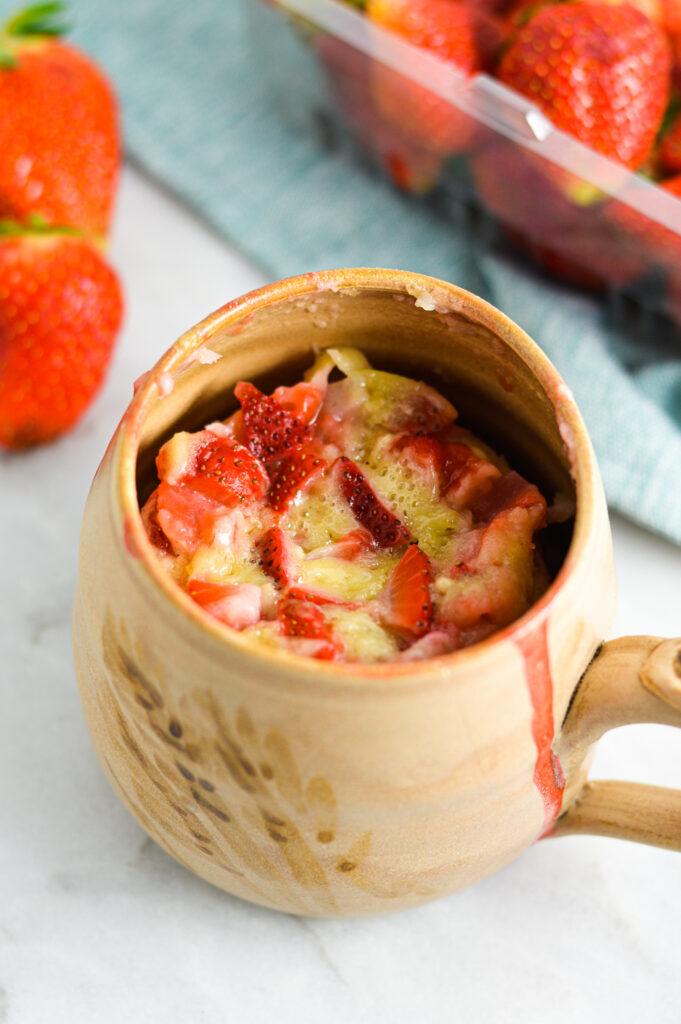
66;0;681;544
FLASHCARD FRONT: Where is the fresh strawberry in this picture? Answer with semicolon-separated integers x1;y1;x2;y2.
498;3;670;170
235;380;316;462
471;140;647;290
267;442;327;513
334;456;410;547
600;0;662;22
660;0;681;35
0;3;119;239
607;174;681;316
0;223;122;448
607;174;681;269
187;579;262;630
377;543;433;639
256;526;298;587
314;30;444;192
366;0;502;157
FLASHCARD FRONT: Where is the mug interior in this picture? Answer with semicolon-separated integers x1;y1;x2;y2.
123;269;592;665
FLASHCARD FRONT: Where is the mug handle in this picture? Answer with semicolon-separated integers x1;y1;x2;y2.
554;636;681;850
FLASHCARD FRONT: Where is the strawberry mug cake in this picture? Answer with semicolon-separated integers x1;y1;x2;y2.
141;348;557;663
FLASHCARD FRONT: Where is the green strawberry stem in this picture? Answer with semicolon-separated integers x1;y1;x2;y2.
0;2;68;66
4;2;68;37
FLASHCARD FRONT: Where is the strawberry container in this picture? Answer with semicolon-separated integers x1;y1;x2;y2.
248;0;681;340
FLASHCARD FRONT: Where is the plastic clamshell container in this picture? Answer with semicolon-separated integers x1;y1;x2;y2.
249;0;681;335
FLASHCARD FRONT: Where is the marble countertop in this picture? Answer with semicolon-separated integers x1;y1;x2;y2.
2;166;681;1023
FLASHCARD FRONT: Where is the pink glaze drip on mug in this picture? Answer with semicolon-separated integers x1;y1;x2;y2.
515;619;566;837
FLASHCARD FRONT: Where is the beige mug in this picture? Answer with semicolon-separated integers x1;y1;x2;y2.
73;268;681;917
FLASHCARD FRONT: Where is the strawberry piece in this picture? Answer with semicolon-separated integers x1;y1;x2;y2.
267;443;327;513
0;228;123;448
391;435;501;510
155;482;228;556
271;380;324;423
277;598;329;638
396;629;456;662
256;526;298;587
367;0;501;157
378;544;433;640
140;488;171;554
277;598;339;660
335;457;410;548
498;3;670;170
0;5;119;239
180;434;268;506
314;31;444;194
286;585;357;608
316;527;376;560
235;381;314;462
470;471;547;528
187;579;262;630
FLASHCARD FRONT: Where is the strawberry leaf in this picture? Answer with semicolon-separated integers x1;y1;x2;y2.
4;2;69;37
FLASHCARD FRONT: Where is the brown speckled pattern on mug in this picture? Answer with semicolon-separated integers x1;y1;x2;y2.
82;608;434;914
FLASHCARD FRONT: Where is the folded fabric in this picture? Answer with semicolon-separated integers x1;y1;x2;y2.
73;0;681;545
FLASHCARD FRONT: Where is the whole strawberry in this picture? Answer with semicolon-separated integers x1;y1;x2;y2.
498;2;671;169
0;2;119;239
0;222;123;448
367;0;502;157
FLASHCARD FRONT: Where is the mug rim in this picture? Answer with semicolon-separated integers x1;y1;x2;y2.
111;267;598;682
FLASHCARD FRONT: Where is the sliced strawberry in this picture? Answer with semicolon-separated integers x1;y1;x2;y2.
235;381;314;462
286;585;357;608
334;457;410;548
188;434;268;505
394;386;458;436
278;597;329;638
187;580;262;630
315;527;376;560
156;430;268;506
396;630;456;661
277;597;339;660
155;481;227;556
256;526;298;587
283;636;339;661
391;435;500;510
378;544;433;640
140;488;171;553
271;381;324;423
470;471;546;528
267;443;327;513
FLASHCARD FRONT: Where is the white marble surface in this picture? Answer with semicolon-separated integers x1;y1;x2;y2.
2;165;681;1023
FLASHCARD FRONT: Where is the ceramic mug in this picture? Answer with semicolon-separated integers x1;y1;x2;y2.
73;269;681;917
